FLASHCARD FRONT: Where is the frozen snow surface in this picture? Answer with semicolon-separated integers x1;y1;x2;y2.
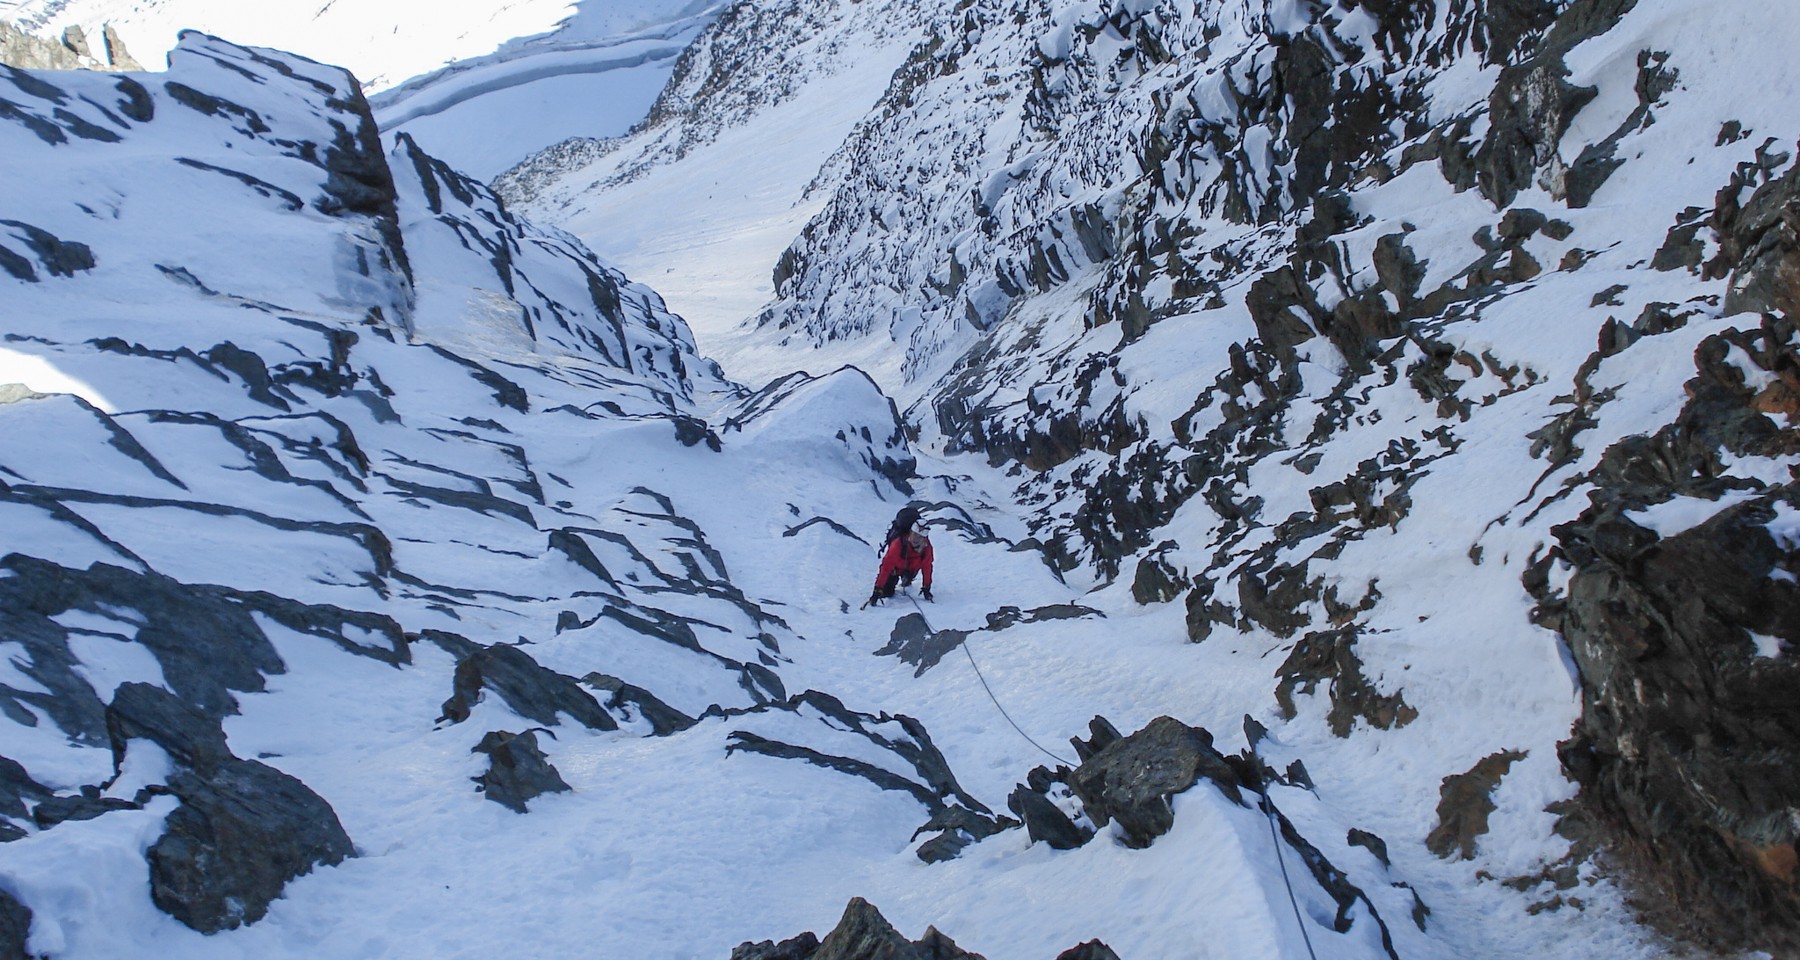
2;1;1798;959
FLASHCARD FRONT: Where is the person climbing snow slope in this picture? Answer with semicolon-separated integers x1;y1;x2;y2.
869;507;933;605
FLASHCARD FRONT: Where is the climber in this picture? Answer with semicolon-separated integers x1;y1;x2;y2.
868;506;933;606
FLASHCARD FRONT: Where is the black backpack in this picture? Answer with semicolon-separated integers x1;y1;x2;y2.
882;507;921;550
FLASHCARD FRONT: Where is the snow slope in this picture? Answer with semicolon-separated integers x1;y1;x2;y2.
0;28;1459;960
5;0;723;180
7;0;589;90
2;0;1797;957
508;0;1800;954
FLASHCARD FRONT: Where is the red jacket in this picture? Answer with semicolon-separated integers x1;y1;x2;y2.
875;534;933;590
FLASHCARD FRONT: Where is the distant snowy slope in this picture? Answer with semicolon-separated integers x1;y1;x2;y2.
371;3;718;180
501;0;949;380
6;0;700;91
6;0;725;180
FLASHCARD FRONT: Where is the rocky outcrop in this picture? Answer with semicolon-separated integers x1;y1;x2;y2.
432;635;619;731
106;683;356;934
0;20;141;72
727;897;1119;960
1006;716;1403;956
1067;716;1243;849
471;729;571;813
149;758;356;933
1530;312;1800;953
1426;750;1527;860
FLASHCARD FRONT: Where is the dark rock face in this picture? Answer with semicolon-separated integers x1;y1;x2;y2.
876;604;1101;677
729;932;820;960
0;889;30;960
721;691;1009;863
1069;716;1243;849
580;673;696;736
0;556;407;749
726;899;1122;960
812;898;982;960
1530;313;1800;952
0;219;96;282
1699;140;1800;319
433;635;618;731
471;729;571;813
1425;750;1526;860
148;758;356;933
105;681;233;772
1005;783;1091;851
1052;943;1121;960
0;755;50;822
1275;626;1418;737
912;805;1016;864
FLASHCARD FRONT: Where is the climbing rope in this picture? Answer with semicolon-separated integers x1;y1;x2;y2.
904;592;1075;767
900;592;1319;960
1260;791;1322;960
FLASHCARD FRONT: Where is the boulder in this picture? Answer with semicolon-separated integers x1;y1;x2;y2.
1068;716;1243;848
471;730;571;813
148;758;355;933
1006;786;1091;851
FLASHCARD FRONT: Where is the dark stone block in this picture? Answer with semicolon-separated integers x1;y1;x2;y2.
471;729;571;813
106;681;232;774
148;758;354;933
1069;716;1242;848
1006;785;1091;850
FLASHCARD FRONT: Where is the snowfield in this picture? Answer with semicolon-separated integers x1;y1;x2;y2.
1;0;1797;959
